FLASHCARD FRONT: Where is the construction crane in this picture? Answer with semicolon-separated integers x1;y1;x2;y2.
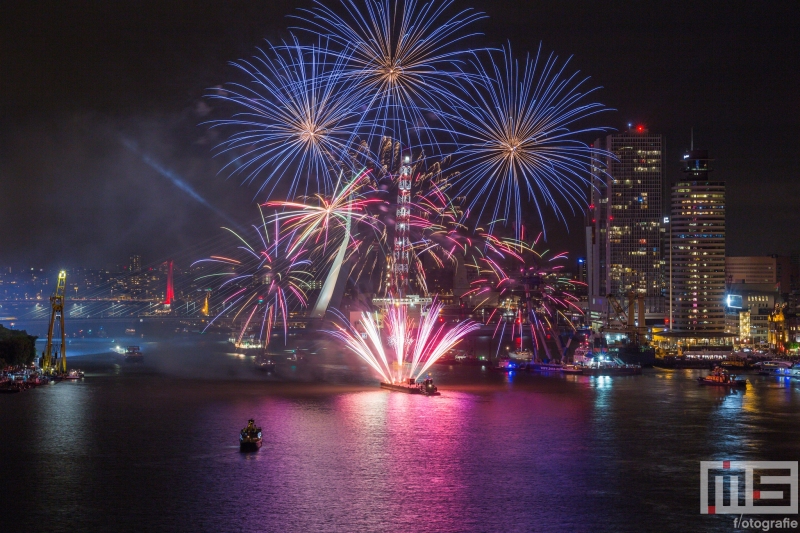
42;270;67;374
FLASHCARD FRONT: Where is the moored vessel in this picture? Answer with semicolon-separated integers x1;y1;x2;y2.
561;364;584;374
239;419;263;451
755;360;792;376
581;355;642;376
529;362;564;372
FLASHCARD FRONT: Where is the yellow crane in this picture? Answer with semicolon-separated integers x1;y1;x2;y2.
42;270;67;374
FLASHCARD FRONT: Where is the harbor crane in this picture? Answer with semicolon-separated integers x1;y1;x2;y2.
42;270;67;374
604;292;647;343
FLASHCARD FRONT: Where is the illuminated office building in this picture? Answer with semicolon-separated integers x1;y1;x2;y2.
586;126;664;323
669;150;726;333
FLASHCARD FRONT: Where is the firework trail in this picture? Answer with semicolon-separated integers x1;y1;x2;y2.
193;206;313;348
208;38;370;199
445;44;611;235
265;168;384;256
326;299;478;383
293;0;486;154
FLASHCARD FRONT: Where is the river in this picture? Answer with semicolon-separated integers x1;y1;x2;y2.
2;335;799;532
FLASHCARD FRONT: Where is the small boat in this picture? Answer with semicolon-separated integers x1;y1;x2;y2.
755;360;792;376
698;367;747;387
561;364;584;374
254;354;276;372
239;419;263;451
380;377;441;396
493;358;521;372
62;369;84;380
124;346;144;363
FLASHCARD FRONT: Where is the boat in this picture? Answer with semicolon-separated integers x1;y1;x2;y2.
698;367;747;387
581;355;642;376
62;369;84;380
529;362;564;372
254;353;276;372
755;360;792;376
615;343;656;367
493;358;521;372
561;364;584;374
239;419;263;451
380;377;441;396
124;346;143;363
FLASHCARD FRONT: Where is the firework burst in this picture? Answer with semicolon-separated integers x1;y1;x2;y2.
293;0;486;152
208;38;369;199
193;207;313;349
446;45;611;234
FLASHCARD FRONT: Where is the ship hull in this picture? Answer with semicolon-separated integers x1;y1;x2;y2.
380;382;422;394
239;440;262;452
379;382;441;396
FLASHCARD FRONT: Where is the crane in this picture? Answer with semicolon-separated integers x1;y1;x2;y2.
42;270;67;374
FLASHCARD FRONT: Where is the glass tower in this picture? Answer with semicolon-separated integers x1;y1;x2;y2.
587;127;664;316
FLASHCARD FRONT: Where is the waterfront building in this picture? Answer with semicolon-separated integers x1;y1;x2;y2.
669;150;726;334
724;284;777;347
586;126;664;329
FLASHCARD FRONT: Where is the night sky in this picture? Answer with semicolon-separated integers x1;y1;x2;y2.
2;0;798;271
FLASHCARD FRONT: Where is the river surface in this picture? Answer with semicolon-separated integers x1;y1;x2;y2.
3;336;800;533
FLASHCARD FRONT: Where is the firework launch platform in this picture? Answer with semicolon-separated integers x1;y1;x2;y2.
380;378;440;396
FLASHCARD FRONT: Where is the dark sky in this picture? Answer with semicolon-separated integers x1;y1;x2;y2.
1;0;798;271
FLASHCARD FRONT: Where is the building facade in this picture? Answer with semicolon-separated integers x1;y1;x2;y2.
669;150;726;333
587;127;664;325
725;256;776;285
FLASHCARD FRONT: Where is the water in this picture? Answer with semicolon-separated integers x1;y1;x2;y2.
3;338;800;532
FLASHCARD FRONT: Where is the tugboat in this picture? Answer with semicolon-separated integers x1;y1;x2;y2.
380;376;441;396
698;367;747;387
124;346;143;363
239;419;263;451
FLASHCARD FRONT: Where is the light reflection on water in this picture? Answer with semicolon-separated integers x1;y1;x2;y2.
2;339;800;532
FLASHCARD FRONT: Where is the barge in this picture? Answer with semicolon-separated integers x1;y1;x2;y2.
380;377;440;396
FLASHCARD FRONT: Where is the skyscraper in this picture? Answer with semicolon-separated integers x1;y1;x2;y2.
587;126;664;325
129;254;142;293
669;150;726;333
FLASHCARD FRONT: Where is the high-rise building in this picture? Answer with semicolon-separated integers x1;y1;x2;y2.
129;254;142;292
669;150;726;333
725;256;776;285
587;126;664;323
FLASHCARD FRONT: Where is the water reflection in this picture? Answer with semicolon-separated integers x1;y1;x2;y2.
5;346;800;532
